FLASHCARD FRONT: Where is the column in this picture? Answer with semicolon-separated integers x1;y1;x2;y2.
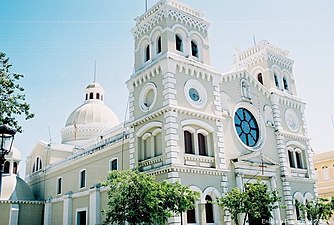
89;186;101;225
63;192;73;225
270;176;281;225
44;198;52;225
235;173;244;225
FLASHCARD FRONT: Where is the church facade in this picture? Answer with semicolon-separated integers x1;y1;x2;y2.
24;0;316;225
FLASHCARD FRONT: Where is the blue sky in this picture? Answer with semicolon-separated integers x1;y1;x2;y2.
1;0;334;176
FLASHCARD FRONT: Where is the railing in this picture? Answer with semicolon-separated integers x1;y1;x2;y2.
138;155;163;171
290;168;308;178
184;154;215;168
238;40;289;61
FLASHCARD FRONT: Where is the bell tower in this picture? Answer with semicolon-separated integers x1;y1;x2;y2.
232;40;297;96
127;0;227;176
131;0;211;73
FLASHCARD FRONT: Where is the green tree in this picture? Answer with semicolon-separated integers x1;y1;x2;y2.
0;52;34;131
296;197;334;225
218;180;280;225
102;170;199;225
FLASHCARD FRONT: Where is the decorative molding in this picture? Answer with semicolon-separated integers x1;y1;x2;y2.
130;105;221;127
144;165;228;177
283;177;316;184
131;1;209;39
280;130;310;141
235;40;294;70
0;200;44;205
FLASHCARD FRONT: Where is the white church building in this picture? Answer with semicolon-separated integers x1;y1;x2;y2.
3;0;317;224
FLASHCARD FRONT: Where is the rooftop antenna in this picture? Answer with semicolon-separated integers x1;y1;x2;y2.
253;34;257;46
93;60;97;82
48;126;52;145
145;0;148;12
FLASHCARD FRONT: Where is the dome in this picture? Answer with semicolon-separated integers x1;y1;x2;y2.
61;82;120;145
65;102;119;126
1;175;35;200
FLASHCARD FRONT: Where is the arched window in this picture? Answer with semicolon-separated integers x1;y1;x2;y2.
32;156;43;173
257;73;263;85
274;73;279;88
296;151;303;169
205;195;214;223
184;130;194;154
145;44;150;62
283;77;289;90
13;162;17;174
157;36;162;54
295;200;302;220
89;93;94;99
4;161;10;174
191;40;198;57
288;150;295;167
198;133;207;156
175;34;183;52
96;93;100;100
85;94;88;100
187;201;196;223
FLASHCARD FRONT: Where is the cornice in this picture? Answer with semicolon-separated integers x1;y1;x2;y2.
280;130;310;142
144;165;228;177
130;105;221;127
283;177;316;184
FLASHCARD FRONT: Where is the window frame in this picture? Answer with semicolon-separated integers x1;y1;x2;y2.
76;208;88;225
109;158;118;171
79;169;86;189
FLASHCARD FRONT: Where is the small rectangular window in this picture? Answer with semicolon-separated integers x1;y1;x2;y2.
110;159;118;171
80;170;86;188
77;210;87;225
57;177;62;195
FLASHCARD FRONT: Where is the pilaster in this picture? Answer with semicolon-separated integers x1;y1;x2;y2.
44;198;52;225
271;93;294;225
63;192;73;225
89;186;101;225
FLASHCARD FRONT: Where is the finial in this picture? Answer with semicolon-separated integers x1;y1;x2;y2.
145;0;148;12
93;60;97;82
253;34;257;46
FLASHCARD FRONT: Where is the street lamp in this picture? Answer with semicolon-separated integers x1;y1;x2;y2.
0;123;17;197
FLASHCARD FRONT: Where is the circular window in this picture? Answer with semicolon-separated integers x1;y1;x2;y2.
285;109;299;132
184;79;207;108
234;108;259;147
139;83;157;112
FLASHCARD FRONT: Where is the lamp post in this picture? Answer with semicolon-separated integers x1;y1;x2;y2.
0;123;17;197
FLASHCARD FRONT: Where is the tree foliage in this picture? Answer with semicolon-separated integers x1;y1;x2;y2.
101;170;199;225
0;52;34;132
296;197;334;225
218;180;280;225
